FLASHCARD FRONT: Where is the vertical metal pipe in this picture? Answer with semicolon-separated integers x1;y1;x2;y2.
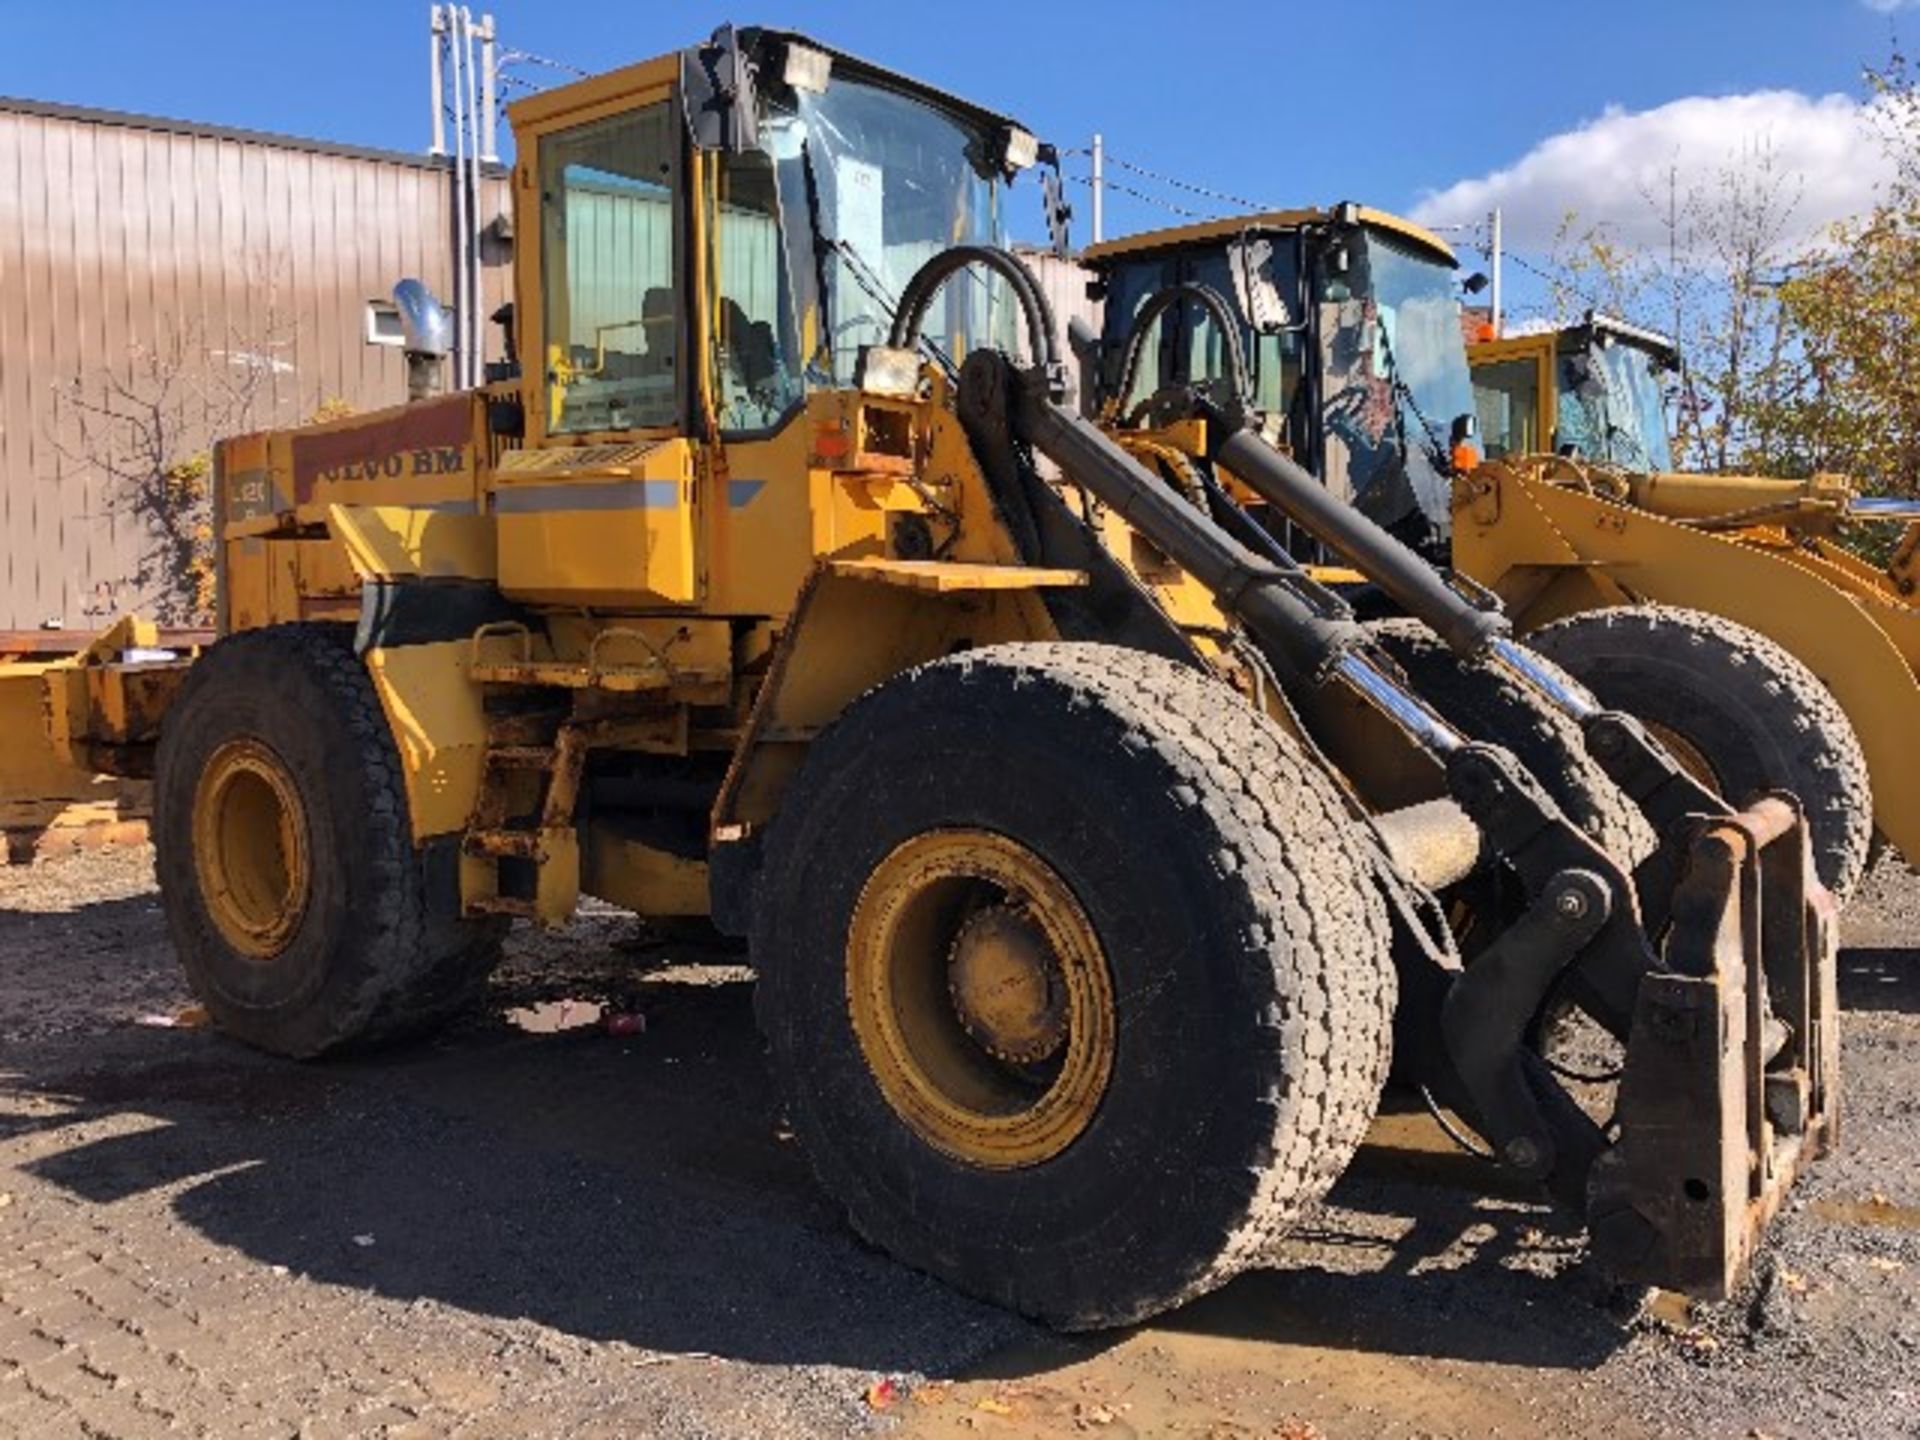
1489;206;1503;338
478;12;498;164
1090;133;1104;245
428;6;447;157
462;6;484;379
446;5;471;387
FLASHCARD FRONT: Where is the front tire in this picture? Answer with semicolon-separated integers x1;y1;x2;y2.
1366;619;1655;867
1526;606;1872;901
153;624;505;1057
751;644;1394;1329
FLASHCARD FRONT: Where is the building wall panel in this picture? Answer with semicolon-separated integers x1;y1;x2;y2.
0;99;510;626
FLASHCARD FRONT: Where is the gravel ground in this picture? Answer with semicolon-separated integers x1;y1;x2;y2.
2;844;1917;1438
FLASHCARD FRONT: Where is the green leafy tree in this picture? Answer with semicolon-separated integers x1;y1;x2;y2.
1764;53;1920;504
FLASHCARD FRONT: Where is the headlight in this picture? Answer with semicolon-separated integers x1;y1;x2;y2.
999;126;1040;173
782;42;832;94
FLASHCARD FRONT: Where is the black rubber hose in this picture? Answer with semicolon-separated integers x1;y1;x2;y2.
1112;282;1251;413
888;244;1057;371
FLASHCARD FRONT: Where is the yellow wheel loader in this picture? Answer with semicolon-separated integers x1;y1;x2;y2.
29;31;1833;1326
1078;213;1879;901
1464;313;1918;894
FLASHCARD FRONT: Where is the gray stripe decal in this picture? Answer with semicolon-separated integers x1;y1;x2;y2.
416;499;477;515
493;479;681;514
728;479;766;508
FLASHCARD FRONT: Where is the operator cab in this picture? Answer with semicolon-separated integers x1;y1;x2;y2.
1081;205;1478;558
508;25;1041;448
488;25;1049;614
1470;311;1679;472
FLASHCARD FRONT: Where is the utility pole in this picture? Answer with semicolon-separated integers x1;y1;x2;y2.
1488;207;1503;338
1091;133;1105;245
476;11;498;163
429;6;448;156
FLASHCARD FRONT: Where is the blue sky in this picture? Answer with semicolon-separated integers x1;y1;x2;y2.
0;0;1909;259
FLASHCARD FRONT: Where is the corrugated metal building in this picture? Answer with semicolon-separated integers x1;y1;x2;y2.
0;98;510;628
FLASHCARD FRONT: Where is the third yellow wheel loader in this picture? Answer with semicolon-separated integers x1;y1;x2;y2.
1077;211;1880;901
24;32;1832;1328
1466;312;1920;891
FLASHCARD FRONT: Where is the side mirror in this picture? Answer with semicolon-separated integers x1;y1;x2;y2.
393;279;453;357
1566;353;1606;399
681;24;761;153
1226;234;1289;333
1040;147;1072;260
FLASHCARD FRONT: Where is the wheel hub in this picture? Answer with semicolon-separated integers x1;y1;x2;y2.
845;829;1115;1169
191;737;310;960
946;904;1068;1064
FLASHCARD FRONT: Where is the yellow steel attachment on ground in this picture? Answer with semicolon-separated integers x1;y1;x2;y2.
845;828;1116;1169
1454;459;1920;864
0;652;143;858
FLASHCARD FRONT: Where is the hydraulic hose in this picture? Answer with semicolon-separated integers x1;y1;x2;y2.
1111;283;1251;417
889;244;1059;373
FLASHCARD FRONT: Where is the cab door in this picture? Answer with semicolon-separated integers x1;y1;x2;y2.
496;67;700;608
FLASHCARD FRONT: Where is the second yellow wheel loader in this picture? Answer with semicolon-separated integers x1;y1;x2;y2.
1079;212;1879;900
29;29;1832;1328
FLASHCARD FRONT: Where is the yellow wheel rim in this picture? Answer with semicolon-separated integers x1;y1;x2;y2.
191;738;310;959
846;829;1115;1169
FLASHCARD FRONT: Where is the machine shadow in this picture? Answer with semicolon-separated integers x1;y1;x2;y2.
7;930;1032;1374
7;900;1629;1376
1158;1089;1631;1372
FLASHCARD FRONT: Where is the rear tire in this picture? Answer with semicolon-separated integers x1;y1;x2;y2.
1527;606;1872;901
752;643;1394;1329
153;624;506;1057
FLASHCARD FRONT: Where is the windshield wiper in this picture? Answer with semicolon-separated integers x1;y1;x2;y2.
828;238;959;380
1371;318;1453;473
794;135;960;382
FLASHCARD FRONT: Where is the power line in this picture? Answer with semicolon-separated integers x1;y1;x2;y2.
1062;172;1208;221
1100;151;1270;212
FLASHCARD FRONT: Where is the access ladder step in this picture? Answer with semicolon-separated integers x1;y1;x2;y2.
484;745;558;771
464;828;548;860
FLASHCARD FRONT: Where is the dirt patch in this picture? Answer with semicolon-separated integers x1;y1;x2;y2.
3;846;1919;1437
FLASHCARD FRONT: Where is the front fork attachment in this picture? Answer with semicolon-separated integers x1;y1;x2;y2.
1423;719;1839;1297
1430;742;1653;1209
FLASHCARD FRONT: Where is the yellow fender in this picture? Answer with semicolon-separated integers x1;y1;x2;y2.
1457;468;1920;861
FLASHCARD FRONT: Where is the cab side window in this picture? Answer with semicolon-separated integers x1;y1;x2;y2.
540;102;678;434
711;150;804;432
1473;357;1539;459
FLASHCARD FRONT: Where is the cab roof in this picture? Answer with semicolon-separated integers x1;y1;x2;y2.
508;25;1032;145
1580;311;1681;369
1081;206;1457;269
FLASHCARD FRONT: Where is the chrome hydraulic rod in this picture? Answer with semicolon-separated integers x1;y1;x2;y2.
1487;637;1599;720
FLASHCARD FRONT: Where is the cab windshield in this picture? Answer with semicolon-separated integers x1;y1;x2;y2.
761;72;1019;387
1557;338;1673;471
1319;229;1475;544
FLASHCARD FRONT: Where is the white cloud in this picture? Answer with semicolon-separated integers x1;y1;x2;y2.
1412;90;1893;257
1862;0;1920;13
